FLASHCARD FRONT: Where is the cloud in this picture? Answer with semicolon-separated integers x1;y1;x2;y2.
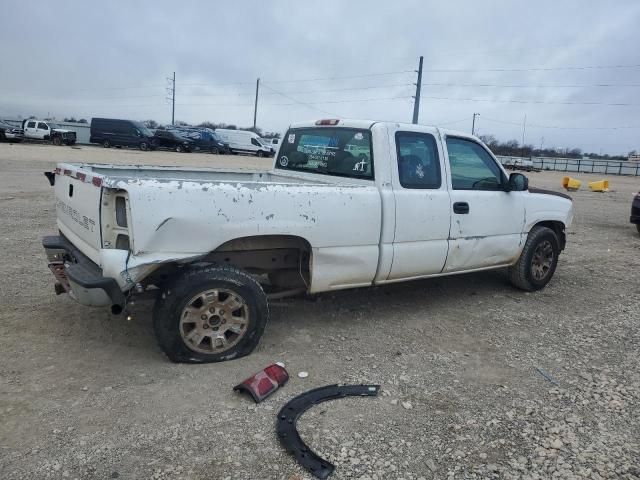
1;0;639;154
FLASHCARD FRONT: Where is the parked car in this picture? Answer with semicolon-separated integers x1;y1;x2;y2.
22;119;76;145
152;130;194;153
631;191;640;234
215;129;273;157
503;157;535;172
168;127;230;154
42;118;573;363
0;121;24;142
90;118;154;151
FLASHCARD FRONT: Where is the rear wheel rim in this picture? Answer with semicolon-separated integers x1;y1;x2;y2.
531;240;554;281
179;288;250;354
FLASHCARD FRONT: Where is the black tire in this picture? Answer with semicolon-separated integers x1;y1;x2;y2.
210;147;219;154
636;224;640;235
52;136;62;146
103;140;111;148
140;141;149;151
257;150;264;158
153;265;269;363
508;226;560;291
176;145;184;153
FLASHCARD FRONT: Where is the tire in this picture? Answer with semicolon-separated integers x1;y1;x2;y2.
210;147;219;154
257;150;264;158
139;142;149;151
508;226;560;291
636;224;640;235
153;265;269;363
52;136;62;146
103;140;111;148
176;145;184;153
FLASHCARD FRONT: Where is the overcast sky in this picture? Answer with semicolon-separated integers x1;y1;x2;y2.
2;1;640;154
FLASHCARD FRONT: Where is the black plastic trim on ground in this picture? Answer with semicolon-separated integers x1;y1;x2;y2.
276;384;380;479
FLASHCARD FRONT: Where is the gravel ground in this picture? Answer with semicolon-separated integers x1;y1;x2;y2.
1;143;639;480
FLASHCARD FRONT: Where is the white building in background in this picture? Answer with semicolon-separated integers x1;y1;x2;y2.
629;153;640;162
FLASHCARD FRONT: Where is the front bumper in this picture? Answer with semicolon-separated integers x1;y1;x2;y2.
631;196;640;224
43;234;126;310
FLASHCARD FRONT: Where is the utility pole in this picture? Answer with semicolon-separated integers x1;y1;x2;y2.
521;114;527;158
412;56;423;124
253;78;260;130
472;113;480;135
166;72;176;125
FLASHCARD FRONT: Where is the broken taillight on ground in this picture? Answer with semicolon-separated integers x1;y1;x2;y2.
233;363;289;403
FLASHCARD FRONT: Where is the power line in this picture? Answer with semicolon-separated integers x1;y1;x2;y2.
253;83;339;117
481;116;640;130
263;70;414;84
178;83;413;98
176;95;411;107
421;63;640;73
421;95;640;107
421;82;640;88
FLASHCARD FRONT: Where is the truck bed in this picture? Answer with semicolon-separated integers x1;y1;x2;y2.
79;163;339;187
54;162;383;293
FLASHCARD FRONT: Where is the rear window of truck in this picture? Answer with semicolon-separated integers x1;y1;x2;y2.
276;128;373;180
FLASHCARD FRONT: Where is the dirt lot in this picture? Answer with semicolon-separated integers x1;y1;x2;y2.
1;143;639;480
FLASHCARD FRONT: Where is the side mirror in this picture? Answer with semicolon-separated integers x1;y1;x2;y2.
507;172;528;192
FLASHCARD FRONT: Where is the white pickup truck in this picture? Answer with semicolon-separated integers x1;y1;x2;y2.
23;119;77;145
43;119;573;363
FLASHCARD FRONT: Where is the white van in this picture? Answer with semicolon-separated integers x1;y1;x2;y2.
214;129;273;157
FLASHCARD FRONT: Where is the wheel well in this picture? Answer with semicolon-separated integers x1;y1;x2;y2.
533;221;566;250
206;235;312;290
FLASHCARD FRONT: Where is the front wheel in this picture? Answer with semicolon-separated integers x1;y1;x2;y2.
636;224;640;235
176;145;184;153
210;147;219;154
509;226;560;291
153;265;269;363
103;140;111;148
52;136;62;146
257;150;264;157
139;141;149;151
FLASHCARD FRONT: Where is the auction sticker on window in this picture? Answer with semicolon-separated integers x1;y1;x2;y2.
288;133;296;143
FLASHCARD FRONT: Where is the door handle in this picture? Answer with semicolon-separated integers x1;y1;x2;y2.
453;202;469;214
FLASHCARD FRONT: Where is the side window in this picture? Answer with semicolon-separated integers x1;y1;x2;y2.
38;122;49;130
446;137;504;190
27;121;36;128
395;131;441;189
251;138;260;146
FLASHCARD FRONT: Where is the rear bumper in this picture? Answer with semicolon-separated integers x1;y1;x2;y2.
631;196;640;224
43;234;126;309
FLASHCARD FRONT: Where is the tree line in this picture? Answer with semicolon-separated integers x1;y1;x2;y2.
478;134;628;161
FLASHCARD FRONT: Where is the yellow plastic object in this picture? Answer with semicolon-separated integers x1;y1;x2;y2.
588;180;609;192
562;176;582;191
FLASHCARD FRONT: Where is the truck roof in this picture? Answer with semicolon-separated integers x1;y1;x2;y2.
288;118;471;139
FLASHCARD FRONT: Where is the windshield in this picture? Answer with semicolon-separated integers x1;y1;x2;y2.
133;121;153;137
276;128;373;179
48;123;61;129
